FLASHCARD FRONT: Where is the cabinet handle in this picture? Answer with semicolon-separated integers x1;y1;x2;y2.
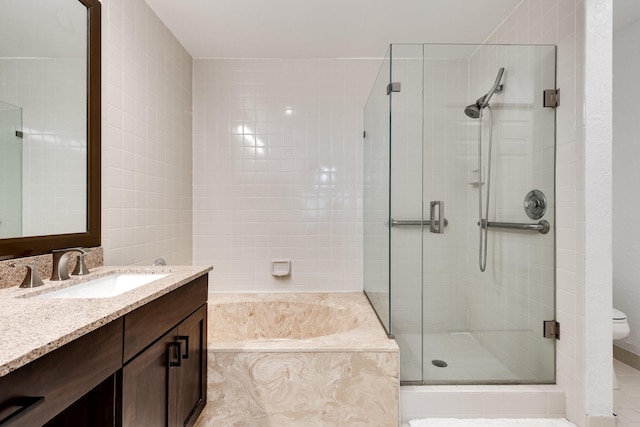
168;342;182;367
177;335;189;359
0;396;44;425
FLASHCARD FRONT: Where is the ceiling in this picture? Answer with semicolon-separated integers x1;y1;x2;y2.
144;0;524;59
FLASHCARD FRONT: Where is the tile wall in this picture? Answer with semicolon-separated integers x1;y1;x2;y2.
101;0;194;266
192;58;381;292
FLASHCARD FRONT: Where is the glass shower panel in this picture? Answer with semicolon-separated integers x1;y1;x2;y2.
421;44;474;383
388;44;425;383
364;43;556;385
0;100;22;238
422;44;556;384
364;47;392;333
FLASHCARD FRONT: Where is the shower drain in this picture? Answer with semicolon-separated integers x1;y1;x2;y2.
431;359;448;368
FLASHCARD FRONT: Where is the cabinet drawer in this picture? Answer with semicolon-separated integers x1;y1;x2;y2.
123;275;207;362
0;319;123;427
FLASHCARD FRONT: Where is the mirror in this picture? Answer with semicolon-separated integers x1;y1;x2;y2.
0;0;100;259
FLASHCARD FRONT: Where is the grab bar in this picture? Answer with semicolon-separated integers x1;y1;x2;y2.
385;218;449;228
478;219;550;234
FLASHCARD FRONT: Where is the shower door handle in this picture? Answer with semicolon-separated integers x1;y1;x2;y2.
430;201;445;234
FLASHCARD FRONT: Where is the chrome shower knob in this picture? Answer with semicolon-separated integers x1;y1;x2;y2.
524;190;547;220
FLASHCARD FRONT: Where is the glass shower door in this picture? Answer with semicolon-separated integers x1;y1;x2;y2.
421;44;557;384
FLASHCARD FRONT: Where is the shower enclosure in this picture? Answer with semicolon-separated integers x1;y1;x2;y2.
0;100;22;238
364;44;556;384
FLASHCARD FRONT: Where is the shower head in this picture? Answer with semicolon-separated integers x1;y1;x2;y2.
464;104;481;119
464;67;505;119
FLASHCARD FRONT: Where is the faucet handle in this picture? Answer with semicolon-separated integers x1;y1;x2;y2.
71;250;92;276
11;263;45;288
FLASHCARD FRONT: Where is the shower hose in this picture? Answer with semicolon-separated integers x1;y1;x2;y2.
478;106;493;272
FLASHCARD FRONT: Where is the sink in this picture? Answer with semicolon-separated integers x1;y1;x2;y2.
38;273;169;299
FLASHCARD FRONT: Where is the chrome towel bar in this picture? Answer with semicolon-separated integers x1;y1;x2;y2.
478;219;550;234
385;218;449;228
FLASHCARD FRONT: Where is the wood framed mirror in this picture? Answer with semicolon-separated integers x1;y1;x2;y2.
0;0;101;259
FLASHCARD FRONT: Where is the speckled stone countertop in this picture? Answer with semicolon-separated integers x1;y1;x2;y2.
0;265;212;377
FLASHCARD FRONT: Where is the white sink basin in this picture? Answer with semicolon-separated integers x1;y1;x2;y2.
38;273;169;299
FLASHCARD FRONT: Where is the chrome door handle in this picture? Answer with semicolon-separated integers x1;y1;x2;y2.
430;201;445;234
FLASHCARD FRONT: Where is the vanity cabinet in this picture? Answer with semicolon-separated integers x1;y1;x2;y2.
0;274;208;427
121;275;207;427
0;320;123;427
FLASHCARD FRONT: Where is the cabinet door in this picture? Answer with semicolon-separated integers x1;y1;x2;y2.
122;327;179;427
171;304;207;427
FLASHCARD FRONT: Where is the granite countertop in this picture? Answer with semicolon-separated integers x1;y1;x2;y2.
0;265;212;377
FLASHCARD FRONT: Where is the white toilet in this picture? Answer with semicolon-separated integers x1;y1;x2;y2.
613;307;631;389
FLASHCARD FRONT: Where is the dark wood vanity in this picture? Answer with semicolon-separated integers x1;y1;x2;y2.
0;275;208;427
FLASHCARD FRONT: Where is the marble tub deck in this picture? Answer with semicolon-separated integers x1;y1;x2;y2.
196;292;400;427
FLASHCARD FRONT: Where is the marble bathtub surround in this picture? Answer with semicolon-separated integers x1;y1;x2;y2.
199;292;399;426
0;264;212;377
208;292;398;352
0;246;104;289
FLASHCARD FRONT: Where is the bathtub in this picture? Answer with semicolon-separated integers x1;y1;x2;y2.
194;292;399;426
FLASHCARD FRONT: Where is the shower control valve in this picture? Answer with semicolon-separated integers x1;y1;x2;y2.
524;190;547;220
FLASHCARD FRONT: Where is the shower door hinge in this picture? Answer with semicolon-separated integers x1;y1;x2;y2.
387;82;401;95
543;89;560;108
15;130;23;138
363;130;366;138
543;320;560;340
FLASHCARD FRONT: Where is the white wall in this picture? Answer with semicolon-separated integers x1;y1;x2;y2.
192;58;379;292
613;17;640;356
101;0;193;266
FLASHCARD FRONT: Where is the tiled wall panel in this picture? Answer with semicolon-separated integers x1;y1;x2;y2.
193;58;380;292
101;0;193;266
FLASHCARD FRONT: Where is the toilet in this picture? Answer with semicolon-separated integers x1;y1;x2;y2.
613;307;631;389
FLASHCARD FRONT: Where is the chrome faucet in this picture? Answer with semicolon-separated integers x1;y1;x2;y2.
11;263;45;288
51;248;90;281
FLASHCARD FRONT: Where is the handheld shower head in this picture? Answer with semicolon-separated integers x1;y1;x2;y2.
464;104;481;119
464;67;505;119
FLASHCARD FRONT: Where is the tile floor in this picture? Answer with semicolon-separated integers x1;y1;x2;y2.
614;359;640;426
